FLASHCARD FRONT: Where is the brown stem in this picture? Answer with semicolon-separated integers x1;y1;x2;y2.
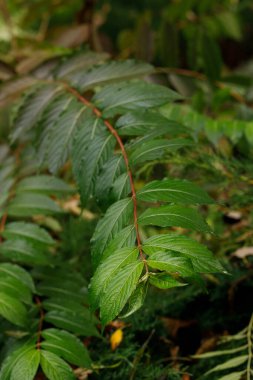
66;87;148;271
0;213;7;242
35;296;44;350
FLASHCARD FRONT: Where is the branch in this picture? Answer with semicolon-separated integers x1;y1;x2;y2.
66;86;148;271
35;296;44;350
0;213;7;242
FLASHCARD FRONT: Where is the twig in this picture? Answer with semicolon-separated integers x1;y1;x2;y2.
66;86;148;272
0;213;7;242
35;296;44;350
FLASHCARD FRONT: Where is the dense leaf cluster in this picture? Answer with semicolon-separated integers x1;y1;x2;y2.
0;52;224;378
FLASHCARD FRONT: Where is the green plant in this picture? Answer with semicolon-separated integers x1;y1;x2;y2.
0;52;224;378
193;314;253;380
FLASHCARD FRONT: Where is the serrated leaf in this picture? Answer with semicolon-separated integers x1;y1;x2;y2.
95;154;125;203
147;252;195;276
55;51;108;78
116;110;187;136
47;98;86;173
136;179;214;204
2;222;54;246
0;240;51;266
40;350;75;380
130;138;193;164
16;175;73;195
73;60;153;90
44;311;99;337
100;261;144;326
94;81;182;117
149;273;186;289
75;132;115;206
138;205;212;233
143;233;213;258
91;198;134;267
10;349;40;380
37;93;74;166
41;328;91;368
205;355;248;375
0;276;32;304
0;263;35;291
8;193;63;216
0;292;27;326
111;172;131;201
120;282;148;318
11;84;62;142
89;247;139;311
0;343;36;380
101;225;136;262
143;234;224;274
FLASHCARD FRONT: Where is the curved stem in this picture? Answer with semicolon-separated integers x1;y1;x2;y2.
66;87;148;271
247;314;253;380
35;296;44;350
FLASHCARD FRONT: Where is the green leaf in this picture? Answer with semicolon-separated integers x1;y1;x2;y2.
95;154;124;203
143;234;224;274
45;311;99;337
101;225;136;262
89;247;139;311
0;276;32;304
100;261;144;326
193;344;248;359
143;233;212;258
2;222;54;246
0;292;27;326
94;81;182;117
216;372;246;380
43;298;93;318
120;282;148;318
91;198;133;267
41;328;91;368
205;355;248;375
47;98;86;173
136;179;214;204
75;132;115;206
8;193;63;216
149;273;186;289
56;51;108;79
11;84;62;142
111;172;131;201
37;279;87;303
10;349;40;380
0;343;36;380
37;93;74;166
0;240;51;266
0;263;35;291
40;350;75;380
116;110;187;136
73;60;153;90
138;205;212;233
147;252;195;277
130;138;193;164
16;175;73;195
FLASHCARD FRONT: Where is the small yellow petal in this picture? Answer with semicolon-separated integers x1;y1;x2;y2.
110;328;123;351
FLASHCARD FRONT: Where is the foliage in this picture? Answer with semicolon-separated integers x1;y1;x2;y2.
0;50;226;378
0;1;253;379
